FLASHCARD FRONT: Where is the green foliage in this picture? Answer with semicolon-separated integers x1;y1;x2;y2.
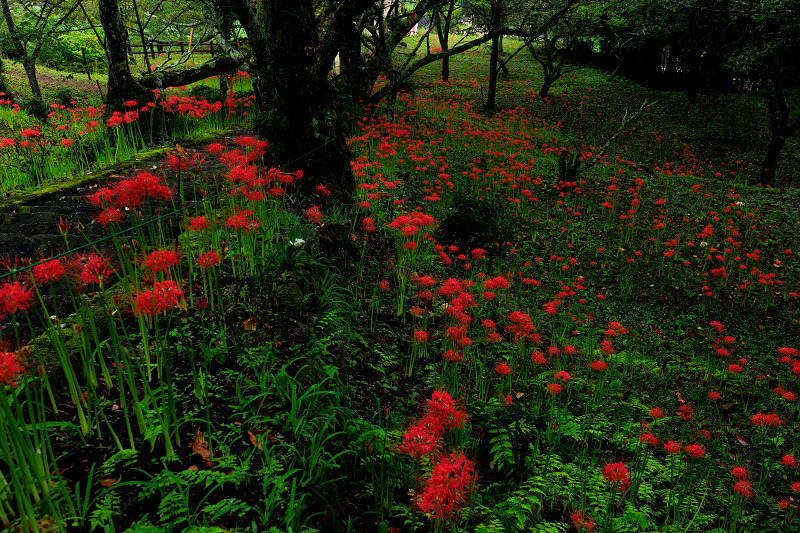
53;88;74;107
22;96;48;121
188;84;225;103
437;189;517;254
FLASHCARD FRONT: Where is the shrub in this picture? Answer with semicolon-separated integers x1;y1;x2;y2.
437;190;517;255
188;84;225;103
53;88;73;107
22;97;49;122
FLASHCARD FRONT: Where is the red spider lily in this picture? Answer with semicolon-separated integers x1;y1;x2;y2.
495;363;511;376
686;444;705;459
731;467;747;480
226;210;259;233
0;281;33;318
188;216;209;232
32;258;66;284
781;455;797;468
733;480;754;498
0;351;24;388
590;360;608;372
752;413;782;427
417;452;476;521
555;370;571;382
197;252;221;269
602;462;630;492
664;441;681;454
679;404;695;421
413;330;429;343
77;253;115;287
640;433;657;446
531;351;546;365
426;391;467;429
708;391;721;400
134;280;186;317
142;249;180;273
546;383;562;395
96;208;123;227
305;206;323;226
570;510;595;532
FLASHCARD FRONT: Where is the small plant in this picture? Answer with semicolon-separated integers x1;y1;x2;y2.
53;88;73;108
22;97;49;122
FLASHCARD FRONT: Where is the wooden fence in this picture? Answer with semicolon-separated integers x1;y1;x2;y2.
130;40;247;59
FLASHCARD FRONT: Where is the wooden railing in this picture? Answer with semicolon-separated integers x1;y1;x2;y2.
129;40;247;58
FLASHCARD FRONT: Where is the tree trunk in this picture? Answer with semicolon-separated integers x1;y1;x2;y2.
538;78;553;98
486;34;499;109
21;58;42;100
1;0;42;99
99;0;150;111
758;134;786;185
259;0;355;204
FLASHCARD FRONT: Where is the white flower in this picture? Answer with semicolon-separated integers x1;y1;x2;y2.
291;238;305;247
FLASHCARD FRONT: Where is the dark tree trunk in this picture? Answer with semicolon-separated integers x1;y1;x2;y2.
339;17;372;105
99;0;150;111
759;134;786;185
21;58;42;100
1;0;42;99
254;0;355;203
486;34;500;109
434;0;456;82
757;74;800;185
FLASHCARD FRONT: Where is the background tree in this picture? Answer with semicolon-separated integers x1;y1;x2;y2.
524;12;589;97
0;0;84;99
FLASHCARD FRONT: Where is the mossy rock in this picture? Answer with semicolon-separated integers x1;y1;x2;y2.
276;281;304;315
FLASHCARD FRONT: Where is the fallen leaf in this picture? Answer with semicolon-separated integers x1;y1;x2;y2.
719;402;737;411
187;465;198;472
248;430;263;450
191;429;211;461
99;478;117;488
675;391;684;403
243;316;259;331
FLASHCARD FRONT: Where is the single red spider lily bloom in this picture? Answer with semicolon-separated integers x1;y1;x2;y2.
0;281;33;318
495;363;511;376
96;207;123;227
531;351;546;365
791;482;800;493
207;142;225;155
197;252;220;269
778;500;790;511
664;441;681;454
733;480;754;498
0;351;24;388
546;383;562;395
640;433;657;446
649;407;663;419
378;280;390;290
590;360;608;372
417;452;476;520
602;462;630;492
570;510;595;532
305;205;323;225
123;100;139;107
708;391;721;401
679;404;695;421
555;370;571;382
78;253;115;286
781;455;797;468
731;467;747;480
32;258;66;284
61;138;74;148
134;280;186;317
142;249;180;273
413;330;429;343
686;444;705;458
188;216;209;232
